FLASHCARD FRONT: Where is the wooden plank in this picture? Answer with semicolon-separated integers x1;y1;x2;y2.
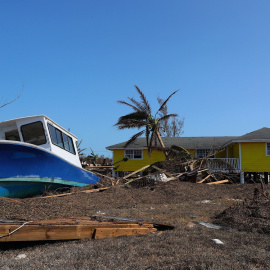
0;217;158;242
123;165;150;180
207;180;229;185
93;227;157;239
85;169;115;181
40;187;110;199
0;224;95;242
0;197;23;204
197;169;208;175
197;174;211;184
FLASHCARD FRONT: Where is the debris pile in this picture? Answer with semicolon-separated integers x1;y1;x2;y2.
215;183;270;234
110;159;241;188
84;146;243;187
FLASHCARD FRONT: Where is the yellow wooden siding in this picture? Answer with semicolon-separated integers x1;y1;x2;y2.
232;143;239;158
186;149;195;158
216;149;226;158
227;145;233;158
241;142;270;172
113;149;166;172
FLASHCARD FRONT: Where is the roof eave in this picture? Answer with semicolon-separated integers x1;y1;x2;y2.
224;139;270;147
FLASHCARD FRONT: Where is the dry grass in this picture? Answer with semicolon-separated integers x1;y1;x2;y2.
0;181;269;269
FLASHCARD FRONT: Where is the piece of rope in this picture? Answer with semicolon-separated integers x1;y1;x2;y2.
0;221;33;239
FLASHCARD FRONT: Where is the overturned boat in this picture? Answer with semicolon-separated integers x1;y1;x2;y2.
0;115;99;198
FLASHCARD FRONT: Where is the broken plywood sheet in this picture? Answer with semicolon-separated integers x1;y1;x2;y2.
0;216;173;242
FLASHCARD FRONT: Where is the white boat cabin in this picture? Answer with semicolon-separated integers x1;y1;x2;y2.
0;115;82;167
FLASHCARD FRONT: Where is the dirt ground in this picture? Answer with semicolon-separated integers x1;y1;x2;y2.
0;180;270;270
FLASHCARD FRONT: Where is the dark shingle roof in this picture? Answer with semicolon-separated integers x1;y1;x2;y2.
106;136;238;150
107;128;270;150
235;127;270;141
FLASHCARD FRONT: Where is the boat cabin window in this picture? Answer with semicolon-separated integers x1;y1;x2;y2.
5;129;21;141
48;124;75;154
21;121;47;145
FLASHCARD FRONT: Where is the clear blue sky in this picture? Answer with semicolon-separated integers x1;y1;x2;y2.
0;0;269;158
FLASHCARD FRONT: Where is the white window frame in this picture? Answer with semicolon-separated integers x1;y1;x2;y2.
124;149;143;160
266;143;270;156
196;149;209;158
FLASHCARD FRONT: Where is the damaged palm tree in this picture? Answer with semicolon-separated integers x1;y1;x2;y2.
115;85;179;157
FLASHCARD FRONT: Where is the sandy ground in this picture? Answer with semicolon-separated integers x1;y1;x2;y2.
0;180;269;269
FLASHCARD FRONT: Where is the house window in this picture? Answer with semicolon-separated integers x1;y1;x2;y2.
125;149;142;159
266;143;270;156
196;149;209;158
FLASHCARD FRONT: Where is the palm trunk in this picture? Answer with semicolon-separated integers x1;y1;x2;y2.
156;131;169;159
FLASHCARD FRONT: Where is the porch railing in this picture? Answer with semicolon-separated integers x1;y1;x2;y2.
206;158;240;172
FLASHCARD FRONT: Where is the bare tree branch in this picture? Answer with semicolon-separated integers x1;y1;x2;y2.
0;86;23;109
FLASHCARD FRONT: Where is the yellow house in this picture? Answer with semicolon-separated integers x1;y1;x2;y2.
223;127;270;173
106;136;237;175
106;127;270;183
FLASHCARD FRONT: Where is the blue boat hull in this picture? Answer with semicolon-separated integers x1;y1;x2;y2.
0;142;100;198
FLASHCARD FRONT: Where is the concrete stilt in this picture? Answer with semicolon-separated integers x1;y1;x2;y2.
240;172;245;184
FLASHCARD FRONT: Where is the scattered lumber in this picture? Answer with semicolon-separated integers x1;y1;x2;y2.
40;187;110;199
86;169;115;181
207;180;229;185
197;175;211;184
0;216;174;242
0;197;23;204
123;165;150;180
197;169;208;175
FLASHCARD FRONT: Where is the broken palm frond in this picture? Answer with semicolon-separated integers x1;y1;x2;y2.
122;165;150;180
207;180;229;185
148;145;192;162
169;145;193;161
0;216;174;242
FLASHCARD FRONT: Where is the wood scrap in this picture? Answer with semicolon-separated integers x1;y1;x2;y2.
40;187;110;199
197;169;208;175
189;163;194;171
86;169;115;181
0;217;173;242
207;180;229;185
0;197;23;204
122;165;150;180
197;174;211;184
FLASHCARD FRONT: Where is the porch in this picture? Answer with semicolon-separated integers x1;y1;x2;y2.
206;158;240;172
